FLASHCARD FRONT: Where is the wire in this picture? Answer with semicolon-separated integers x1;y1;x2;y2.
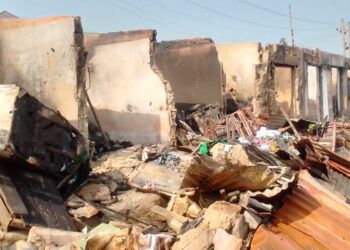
185;0;288;30
117;0;208;37
148;0;228;30
186;0;335;31
236;0;336;26
105;0;194;37
104;0;162;26
105;0;334;40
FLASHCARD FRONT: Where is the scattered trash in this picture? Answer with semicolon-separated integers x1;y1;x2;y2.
155;153;181;171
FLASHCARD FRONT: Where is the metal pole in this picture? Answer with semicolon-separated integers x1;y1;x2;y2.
289;5;295;47
340;18;346;57
347;22;350;57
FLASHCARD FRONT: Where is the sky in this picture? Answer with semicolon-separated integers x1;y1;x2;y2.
2;0;349;54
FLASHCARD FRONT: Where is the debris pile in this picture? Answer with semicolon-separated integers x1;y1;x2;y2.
2;88;350;250
0;16;350;249
2;94;350;250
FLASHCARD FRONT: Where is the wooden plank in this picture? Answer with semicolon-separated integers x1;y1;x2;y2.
9;169;45;227
41;172;77;230
151;205;188;224
14;170;76;231
0;166;28;216
0;196;12;231
84;88;111;150
332;121;337;152
279;107;301;140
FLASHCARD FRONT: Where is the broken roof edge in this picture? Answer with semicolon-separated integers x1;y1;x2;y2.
217;41;350;66
84;29;217;53
268;43;350;66
155;37;215;51
84;29;156;49
0;15;79;30
216;42;261;46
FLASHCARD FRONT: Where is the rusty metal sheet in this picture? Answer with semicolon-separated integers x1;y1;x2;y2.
246;169;298;200
265;112;286;130
251;170;350;250
181;154;294;193
327;166;350;199
327;160;350;177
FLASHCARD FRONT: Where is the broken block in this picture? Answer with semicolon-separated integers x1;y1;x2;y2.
0;85;83;175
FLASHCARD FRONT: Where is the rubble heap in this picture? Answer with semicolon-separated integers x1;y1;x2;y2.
0;15;350;250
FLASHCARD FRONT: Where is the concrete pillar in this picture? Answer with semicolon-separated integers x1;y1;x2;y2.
335;68;341;116
307;66;319;119
292;51;307;117
253;48;271;115
321;66;332;120
291;67;298;115
340;67;349;115
315;67;322;121
299;57;309;116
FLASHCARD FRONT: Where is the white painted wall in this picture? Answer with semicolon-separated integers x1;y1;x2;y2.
0;16;80;128
87;38;170;144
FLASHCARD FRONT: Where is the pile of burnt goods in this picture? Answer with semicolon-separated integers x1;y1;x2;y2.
0;84;87;246
2;94;350;249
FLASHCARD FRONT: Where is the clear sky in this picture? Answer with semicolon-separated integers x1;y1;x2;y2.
2;0;349;54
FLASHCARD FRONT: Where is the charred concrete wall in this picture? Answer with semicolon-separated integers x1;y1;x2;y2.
86;32;223;145
221;42;350;120
0;84;82;175
0;16;88;152
217;43;260;103
85;30;173;145
262;44;350;119
154;39;222;111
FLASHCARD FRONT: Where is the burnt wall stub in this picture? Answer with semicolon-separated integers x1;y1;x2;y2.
10;93;80;175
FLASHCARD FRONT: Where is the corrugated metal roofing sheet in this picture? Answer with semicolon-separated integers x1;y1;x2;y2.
251;170;350;250
327;166;350;199
265;112;287;130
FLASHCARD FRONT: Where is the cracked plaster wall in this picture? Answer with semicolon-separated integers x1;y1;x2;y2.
155;38;222;111
0;16;86;130
217;43;260;104
86;31;223;145
85;30;173;145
